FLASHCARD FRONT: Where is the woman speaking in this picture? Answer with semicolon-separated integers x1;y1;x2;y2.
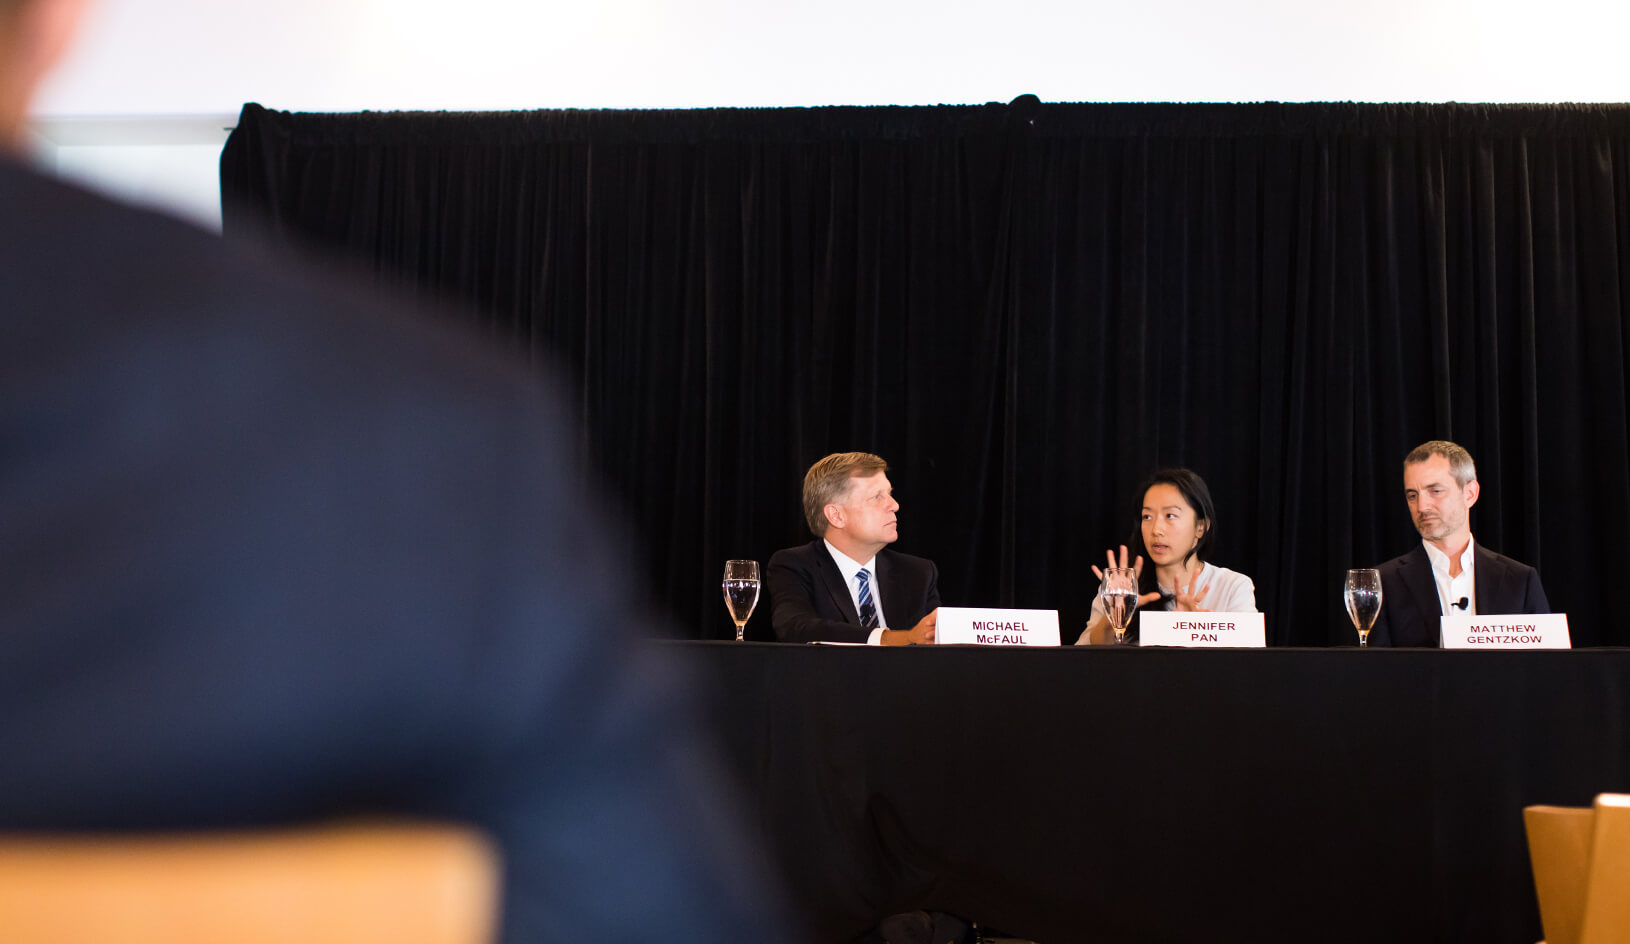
1076;468;1257;645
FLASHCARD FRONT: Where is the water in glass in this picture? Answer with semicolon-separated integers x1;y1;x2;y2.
1102;567;1140;644
723;560;760;641
1344;568;1383;647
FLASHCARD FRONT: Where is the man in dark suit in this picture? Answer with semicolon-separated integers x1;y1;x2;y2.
768;452;940;645
768;452;962;942
1370;440;1550;647
0;2;785;940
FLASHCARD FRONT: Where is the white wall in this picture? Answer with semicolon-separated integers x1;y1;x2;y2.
23;0;1630;227
25;117;230;230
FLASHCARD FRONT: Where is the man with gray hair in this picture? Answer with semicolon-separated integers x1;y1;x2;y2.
1369;440;1549;647
767;452;940;645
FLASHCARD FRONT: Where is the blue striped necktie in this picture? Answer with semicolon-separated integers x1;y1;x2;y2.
857;568;878;629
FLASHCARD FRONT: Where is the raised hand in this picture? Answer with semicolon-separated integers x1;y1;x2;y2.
1091;545;1162;607
1173;566;1212;612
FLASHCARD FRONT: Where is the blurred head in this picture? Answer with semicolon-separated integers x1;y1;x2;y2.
1129;468;1216;583
1402;440;1479;551
0;0;93;150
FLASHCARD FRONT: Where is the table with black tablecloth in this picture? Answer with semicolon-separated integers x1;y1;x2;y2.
672;642;1630;943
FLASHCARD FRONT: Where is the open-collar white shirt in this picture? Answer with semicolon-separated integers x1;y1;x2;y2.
1424;536;1476;645
824;539;887;646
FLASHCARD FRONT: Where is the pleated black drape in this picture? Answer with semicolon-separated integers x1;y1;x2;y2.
222;101;1630;646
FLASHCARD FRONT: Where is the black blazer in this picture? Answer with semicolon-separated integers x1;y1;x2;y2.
1368;543;1550;647
767;539;941;643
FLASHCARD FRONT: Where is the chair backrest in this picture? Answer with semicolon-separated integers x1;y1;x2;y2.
1524;794;1630;944
0;822;499;944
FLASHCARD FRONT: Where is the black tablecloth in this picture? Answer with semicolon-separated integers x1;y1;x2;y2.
672;642;1630;943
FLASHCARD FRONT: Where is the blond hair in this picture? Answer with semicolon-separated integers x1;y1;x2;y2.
801;452;888;536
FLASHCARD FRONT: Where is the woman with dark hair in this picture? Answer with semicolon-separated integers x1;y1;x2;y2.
1075;468;1257;645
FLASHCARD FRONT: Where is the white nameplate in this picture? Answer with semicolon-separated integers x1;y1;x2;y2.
1441;613;1571;649
1138;611;1266;648
935;607;1060;647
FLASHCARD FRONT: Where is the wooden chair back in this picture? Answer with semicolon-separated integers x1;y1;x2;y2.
1524;794;1630;944
0;823;499;944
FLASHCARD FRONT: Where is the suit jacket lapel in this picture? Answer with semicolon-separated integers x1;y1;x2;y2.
875;552;898;629
1398;546;1441;627
1474;544;1506;613
815;543;862;625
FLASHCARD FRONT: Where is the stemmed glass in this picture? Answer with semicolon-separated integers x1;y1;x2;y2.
1344;568;1383;647
722;560;761;642
1101;567;1140;645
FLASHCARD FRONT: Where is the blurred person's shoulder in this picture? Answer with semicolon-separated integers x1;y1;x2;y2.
0;156;557;423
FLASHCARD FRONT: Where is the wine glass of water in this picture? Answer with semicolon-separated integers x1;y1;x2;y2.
1102;567;1140;645
1344;568;1383;647
723;560;761;642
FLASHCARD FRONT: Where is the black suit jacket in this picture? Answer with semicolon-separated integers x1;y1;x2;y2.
767;539;941;643
0;159;782;943
1368;543;1550;647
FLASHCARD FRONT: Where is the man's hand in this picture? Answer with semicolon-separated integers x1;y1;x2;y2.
881;608;938;646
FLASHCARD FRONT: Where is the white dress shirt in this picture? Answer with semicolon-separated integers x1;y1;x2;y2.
1424;537;1477;645
824;540;887;646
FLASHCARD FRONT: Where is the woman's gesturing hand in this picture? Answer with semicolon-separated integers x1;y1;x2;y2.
1173;567;1212;612
1091;545;1163;607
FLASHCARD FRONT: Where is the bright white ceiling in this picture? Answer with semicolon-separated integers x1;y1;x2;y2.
31;0;1630;119
25;0;1628;231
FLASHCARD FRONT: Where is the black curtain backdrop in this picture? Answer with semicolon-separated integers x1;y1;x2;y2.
220;101;1630;647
